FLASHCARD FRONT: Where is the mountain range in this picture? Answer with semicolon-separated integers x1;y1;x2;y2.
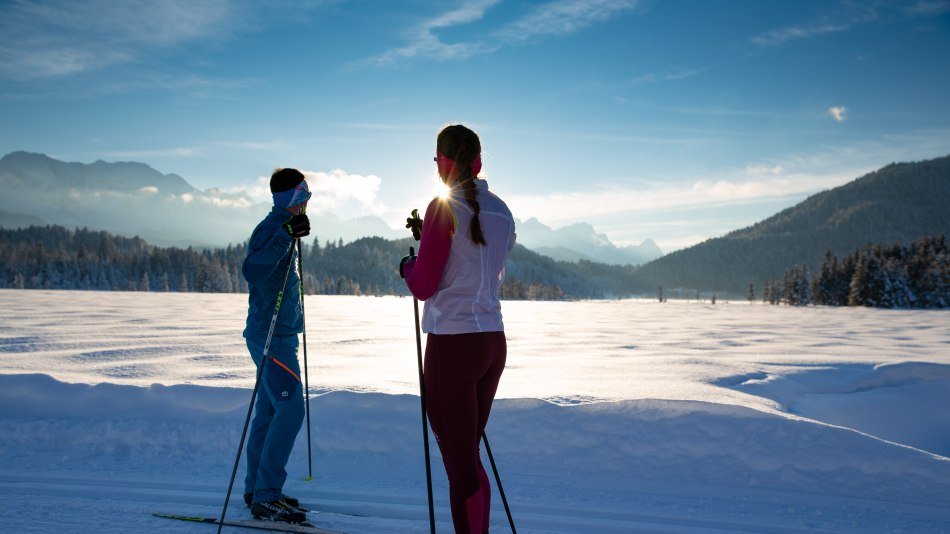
0;151;661;264
635;154;950;295
514;217;661;266
3;151;946;297
2;151;947;299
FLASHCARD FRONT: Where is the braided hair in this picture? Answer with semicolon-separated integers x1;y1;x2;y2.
437;124;486;245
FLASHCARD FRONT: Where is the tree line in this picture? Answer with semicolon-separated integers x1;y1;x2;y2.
2;225;946;307
0;225;617;300
755;235;947;308
0;226;246;293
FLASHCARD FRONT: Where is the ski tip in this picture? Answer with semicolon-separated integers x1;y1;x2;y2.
153;512;190;519
153;512;213;522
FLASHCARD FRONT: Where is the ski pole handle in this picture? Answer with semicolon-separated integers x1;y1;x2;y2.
406;209;423;241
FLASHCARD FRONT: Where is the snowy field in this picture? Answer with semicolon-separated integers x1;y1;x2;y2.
0;289;949;533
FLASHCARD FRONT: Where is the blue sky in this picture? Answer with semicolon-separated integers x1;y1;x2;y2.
1;0;948;251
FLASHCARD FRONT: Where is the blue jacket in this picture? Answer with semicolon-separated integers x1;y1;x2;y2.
242;207;302;340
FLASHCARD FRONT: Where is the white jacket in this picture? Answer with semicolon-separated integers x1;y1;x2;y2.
404;179;517;334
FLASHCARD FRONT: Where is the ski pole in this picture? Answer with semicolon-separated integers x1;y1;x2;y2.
218;240;298;534
483;432;516;533
297;239;313;481
409;244;436;534
406;209;436;532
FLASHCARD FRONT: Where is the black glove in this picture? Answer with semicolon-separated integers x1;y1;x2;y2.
399;246;416;278
284;214;310;238
405;209;423;241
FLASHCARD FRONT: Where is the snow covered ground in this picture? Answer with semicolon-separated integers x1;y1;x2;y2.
0;289;948;533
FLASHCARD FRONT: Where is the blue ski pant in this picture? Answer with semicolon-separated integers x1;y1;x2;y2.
244;334;305;504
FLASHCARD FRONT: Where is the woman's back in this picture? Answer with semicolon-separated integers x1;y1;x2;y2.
423;179;516;334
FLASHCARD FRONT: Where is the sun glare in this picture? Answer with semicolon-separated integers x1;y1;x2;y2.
438;182;450;200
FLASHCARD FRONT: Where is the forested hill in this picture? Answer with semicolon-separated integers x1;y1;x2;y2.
635;154;950;295
0;226;646;300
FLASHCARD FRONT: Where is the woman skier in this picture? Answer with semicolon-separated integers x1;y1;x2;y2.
400;124;517;533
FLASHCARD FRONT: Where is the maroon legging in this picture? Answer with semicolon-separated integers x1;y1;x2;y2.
424;331;506;534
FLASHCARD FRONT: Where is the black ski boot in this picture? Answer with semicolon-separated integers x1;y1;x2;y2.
245;492;303;510
250;499;306;524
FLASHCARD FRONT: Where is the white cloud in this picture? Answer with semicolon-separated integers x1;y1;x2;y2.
744;164;784;176
366;0;640;66
0;0;237;80
504;164;863;237
496;0;641;43
226;169;389;217
305;169;388;217
622;66;714;88
201;193;253;209
904;0;950;16
746;0;948;50
171;189;253;209
366;0;501;66
625;73;657;86
751;23;850;48
224;176;272;205
138;186;159;194
828;106;847;122
748;2;894;49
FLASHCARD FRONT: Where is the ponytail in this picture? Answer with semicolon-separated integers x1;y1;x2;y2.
437;125;486;246
461;177;486;245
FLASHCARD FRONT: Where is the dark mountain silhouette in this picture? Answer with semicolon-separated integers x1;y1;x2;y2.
635;155;950;295
0;151;195;194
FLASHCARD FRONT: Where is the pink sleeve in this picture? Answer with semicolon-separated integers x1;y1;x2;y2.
403;197;455;301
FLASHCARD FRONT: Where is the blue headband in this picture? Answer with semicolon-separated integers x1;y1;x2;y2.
273;181;311;208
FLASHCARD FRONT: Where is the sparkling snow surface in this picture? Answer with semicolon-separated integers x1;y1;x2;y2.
1;289;949;533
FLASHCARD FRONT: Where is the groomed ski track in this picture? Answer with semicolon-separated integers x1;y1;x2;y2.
3;472;947;533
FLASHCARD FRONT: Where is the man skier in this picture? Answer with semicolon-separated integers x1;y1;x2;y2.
241;167;312;524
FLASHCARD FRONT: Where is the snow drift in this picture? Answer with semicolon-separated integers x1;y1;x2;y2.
2;373;949;532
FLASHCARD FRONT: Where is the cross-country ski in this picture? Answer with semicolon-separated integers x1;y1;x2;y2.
154;512;342;534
